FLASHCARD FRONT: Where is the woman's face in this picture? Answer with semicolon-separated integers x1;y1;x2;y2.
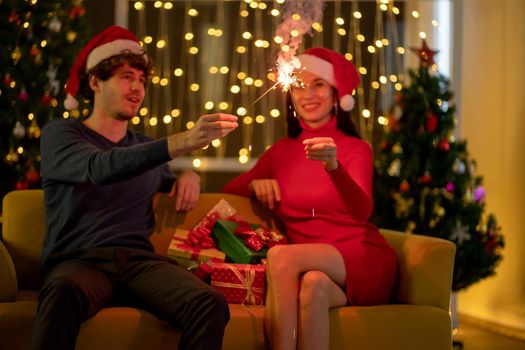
291;70;336;128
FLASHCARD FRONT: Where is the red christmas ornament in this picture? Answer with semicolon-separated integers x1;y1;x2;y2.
15;180;29;190
388;115;398;132
426;112;438;133
380;141;389;151
8;11;21;25
30;45;41;57
41;93;52;106
399;180;410;193
420;172;432;185
4;75;13;85
69;5;86;18
438;137;450;151
18;89;29;102
25;168;40;184
485;235;498;255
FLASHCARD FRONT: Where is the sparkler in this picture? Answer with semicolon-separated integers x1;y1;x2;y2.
240;58;304;116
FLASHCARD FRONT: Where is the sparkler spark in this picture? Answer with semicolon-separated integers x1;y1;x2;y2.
275;59;303;92
241;59;303;115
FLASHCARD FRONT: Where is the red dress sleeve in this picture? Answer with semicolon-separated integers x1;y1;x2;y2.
328;141;374;222
223;146;275;197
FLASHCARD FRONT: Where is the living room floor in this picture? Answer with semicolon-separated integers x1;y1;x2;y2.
455;318;525;350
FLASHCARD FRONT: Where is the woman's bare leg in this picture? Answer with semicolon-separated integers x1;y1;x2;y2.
297;271;347;350
265;243;346;350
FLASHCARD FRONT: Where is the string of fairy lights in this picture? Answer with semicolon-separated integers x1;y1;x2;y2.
124;0;446;169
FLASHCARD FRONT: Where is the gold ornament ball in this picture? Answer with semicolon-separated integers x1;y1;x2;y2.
5;149;19;165
67;31;78;43
11;46;22;63
27;123;42;139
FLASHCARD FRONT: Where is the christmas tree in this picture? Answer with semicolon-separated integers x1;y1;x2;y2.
373;40;504;291
0;0;90;200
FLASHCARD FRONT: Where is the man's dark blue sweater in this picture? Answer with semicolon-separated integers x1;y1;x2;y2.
39;118;175;266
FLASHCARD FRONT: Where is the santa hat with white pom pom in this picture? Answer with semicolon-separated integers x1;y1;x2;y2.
64;25;147;110
297;47;360;112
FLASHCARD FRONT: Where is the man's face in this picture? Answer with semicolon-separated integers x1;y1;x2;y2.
97;63;146;120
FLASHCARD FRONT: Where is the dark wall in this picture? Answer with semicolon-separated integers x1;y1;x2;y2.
84;0;116;33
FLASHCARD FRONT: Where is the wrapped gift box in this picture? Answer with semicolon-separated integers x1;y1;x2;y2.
210;262;266;305
167;228;225;268
212;220;268;264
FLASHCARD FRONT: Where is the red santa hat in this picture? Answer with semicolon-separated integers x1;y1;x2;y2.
297;47;360;111
64;25;147;110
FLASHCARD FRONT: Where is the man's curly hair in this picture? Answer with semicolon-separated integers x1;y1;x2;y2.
79;51;153;105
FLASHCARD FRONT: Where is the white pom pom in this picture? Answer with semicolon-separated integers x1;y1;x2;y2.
64;94;79;110
339;94;354;111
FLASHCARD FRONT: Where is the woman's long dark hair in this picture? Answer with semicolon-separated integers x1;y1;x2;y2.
285;90;361;139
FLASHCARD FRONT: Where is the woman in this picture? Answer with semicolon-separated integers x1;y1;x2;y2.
223;47;397;350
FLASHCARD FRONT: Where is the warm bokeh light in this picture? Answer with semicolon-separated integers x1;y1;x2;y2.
237;107;247;116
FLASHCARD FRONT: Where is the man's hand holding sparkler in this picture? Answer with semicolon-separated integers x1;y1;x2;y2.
303;137;338;171
167;113;238;159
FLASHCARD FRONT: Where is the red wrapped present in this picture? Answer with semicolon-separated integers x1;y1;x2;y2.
168;228;226;268
210;262;266;306
187;199;237;245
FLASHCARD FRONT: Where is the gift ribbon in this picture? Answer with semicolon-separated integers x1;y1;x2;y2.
173;240;201;260
211;263;264;306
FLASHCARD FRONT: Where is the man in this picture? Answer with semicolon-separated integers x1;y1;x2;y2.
32;26;238;350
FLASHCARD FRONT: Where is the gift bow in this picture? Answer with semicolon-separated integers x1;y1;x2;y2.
185;212;221;248
212;263;264;306
230;217;286;252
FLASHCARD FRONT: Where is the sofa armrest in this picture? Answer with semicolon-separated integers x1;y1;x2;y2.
0;240;17;302
380;229;456;311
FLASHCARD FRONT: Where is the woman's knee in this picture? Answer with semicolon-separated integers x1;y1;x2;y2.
298;271;332;308
266;245;296;276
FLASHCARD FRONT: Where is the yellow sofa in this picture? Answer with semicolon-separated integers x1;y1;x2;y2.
1;189;455;350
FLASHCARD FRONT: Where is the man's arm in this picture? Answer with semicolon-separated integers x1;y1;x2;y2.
40;120;171;185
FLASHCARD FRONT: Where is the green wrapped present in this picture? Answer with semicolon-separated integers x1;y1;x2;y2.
212;220;268;264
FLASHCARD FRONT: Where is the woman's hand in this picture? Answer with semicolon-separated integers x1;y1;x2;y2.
248;179;281;209
303;137;338;171
169;169;201;211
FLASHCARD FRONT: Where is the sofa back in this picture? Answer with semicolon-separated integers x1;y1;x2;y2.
2;189;455;311
1;190;282;291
